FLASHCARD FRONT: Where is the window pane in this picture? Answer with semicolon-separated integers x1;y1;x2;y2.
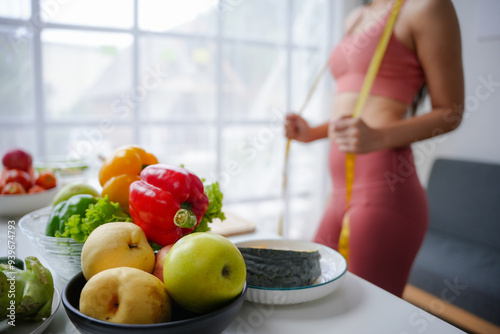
42;29;133;120
220;125;285;201
140;125;217;179
292;0;327;46
139;36;216;121
0;0;30;19
41;0;133;28
138;0;216;35
289;49;331;196
0;126;37;159
45;125;134;162
222;0;287;43
291;49;330;121
221;44;286;120
0;25;34;120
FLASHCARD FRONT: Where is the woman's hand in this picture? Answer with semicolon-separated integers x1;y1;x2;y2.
285;113;313;143
329;115;386;153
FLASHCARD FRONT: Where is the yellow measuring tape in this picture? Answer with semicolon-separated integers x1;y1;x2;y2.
338;0;404;262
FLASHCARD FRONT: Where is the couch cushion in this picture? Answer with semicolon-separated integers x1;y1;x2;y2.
409;231;500;326
426;158;500;251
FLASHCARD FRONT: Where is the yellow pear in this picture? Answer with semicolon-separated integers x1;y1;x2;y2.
80;267;171;324
81;222;155;280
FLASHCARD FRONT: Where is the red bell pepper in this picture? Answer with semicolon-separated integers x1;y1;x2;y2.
129;164;209;246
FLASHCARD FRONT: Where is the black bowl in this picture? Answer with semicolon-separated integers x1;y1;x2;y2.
62;271;247;334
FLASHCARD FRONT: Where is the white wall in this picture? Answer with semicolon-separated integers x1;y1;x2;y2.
414;0;500;186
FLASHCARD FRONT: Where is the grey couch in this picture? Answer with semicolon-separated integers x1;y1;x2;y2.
409;158;500;326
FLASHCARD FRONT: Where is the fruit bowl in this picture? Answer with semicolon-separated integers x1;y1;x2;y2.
18;206;84;281
0;187;58;217
62;271;247;334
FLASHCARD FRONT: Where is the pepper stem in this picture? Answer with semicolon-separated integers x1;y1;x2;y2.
174;209;197;228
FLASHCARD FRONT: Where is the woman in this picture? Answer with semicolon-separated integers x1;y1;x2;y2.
285;0;464;297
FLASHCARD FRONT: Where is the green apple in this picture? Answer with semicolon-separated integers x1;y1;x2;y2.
52;182;100;206
163;232;246;314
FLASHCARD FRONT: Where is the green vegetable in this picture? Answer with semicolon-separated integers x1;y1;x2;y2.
56;195;131;242
194;182;226;233
0;257;24;270
45;194;98;237
0;257;54;322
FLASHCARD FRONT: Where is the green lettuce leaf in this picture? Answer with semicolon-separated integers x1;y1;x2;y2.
56;195;131;242
194;181;226;232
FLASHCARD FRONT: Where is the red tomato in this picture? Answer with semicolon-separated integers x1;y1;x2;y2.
28;184;46;193
1;182;26;195
35;170;57;189
5;169;32;191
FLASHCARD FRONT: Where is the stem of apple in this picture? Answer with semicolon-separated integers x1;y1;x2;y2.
174;209;197;228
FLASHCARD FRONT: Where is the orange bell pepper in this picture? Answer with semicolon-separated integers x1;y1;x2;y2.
98;145;158;212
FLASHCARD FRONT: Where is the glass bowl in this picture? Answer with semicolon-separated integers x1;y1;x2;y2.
19;206;84;281
33;156;91;185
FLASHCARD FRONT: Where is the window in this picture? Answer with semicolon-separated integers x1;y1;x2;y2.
0;0;335;238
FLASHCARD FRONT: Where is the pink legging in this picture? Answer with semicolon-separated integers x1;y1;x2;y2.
314;143;428;297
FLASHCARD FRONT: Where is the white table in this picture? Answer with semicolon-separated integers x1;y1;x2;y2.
1;215;465;334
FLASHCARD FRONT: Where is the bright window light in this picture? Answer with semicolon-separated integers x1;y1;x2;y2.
0;0;334;239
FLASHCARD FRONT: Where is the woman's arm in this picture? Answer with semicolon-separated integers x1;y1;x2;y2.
332;0;464;153
285;114;329;143
380;0;464;148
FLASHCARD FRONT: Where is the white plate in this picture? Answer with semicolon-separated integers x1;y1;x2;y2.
0;287;61;334
235;239;347;305
0;187;58;218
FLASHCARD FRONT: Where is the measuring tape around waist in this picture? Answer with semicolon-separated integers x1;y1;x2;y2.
338;0;404;262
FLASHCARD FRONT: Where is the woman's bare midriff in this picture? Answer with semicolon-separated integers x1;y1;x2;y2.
332;92;409;128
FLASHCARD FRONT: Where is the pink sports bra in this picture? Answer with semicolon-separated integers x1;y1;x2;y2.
330;5;425;105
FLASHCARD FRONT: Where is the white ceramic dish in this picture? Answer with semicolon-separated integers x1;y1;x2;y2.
235;239;347;305
0;287;61;334
0;187;58;217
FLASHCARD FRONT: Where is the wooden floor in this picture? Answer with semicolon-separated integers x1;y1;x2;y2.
402;284;500;334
